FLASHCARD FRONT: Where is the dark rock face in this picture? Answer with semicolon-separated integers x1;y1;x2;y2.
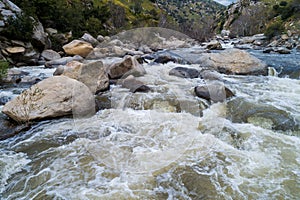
169;67;200;78
95;92;112;111
0;114;30;141
194;84;234;102
149;51;190;65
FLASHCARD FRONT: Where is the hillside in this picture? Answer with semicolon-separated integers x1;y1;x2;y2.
8;0;226;41
10;0;163;37
156;0;226;40
217;0;300;39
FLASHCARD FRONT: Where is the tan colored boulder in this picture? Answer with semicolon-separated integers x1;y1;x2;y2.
2;76;95;122
59;60;109;94
199;49;267;75
108;55;146;79
63;39;93;57
6;47;25;54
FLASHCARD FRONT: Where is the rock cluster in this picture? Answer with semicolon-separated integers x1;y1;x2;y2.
0;11;272;128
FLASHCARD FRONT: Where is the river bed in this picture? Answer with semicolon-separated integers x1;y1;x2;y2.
0;48;300;199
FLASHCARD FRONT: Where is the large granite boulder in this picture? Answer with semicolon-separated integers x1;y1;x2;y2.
198;49;268;75
2;76;95;122
63;40;93;57
58;60;109;94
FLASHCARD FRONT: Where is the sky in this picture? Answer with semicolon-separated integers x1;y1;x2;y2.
214;0;236;6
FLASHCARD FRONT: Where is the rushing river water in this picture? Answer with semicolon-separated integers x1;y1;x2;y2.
0;48;300;199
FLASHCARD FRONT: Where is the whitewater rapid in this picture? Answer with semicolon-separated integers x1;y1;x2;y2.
0;50;300;199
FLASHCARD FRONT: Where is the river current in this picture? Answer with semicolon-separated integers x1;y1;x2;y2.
0;48;300;199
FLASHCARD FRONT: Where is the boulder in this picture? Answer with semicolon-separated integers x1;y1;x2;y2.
118;76;150;93
227;98;299;131
199;49;267;75
81;33;99;47
63;40;93;57
0;116;30;140
138;45;153;54
2;76;95;122
44;55;83;68
60;60;109;94
32;21;51;50
5;47;25;54
3;68;29;83
205;40;223;50
3;46;40;66
108;55;146;79
152;51;190;64
85;48;106;59
169;67;200;78
276;47;291;54
97;35;105;42
199;70;223;81
45;28;58;36
194;83;234;102
41;49;61;61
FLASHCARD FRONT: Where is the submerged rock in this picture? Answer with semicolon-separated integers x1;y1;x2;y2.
0;115;30;140
169;67;200;79
227;98;299;131
2;76;95;122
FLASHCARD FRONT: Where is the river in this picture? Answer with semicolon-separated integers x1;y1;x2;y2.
0;48;300;199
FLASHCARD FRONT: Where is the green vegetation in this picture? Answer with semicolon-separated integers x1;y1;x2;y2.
9;0;224;41
0;60;10;81
155;0;225;41
264;20;285;39
1;13;35;41
13;0;163;38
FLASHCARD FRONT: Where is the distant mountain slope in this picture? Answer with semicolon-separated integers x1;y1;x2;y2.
217;0;300;39
156;0;224;23
155;0;226;40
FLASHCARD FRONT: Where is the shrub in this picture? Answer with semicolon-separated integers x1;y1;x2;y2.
1;13;35;41
264;21;284;39
0;60;10;81
279;1;288;7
